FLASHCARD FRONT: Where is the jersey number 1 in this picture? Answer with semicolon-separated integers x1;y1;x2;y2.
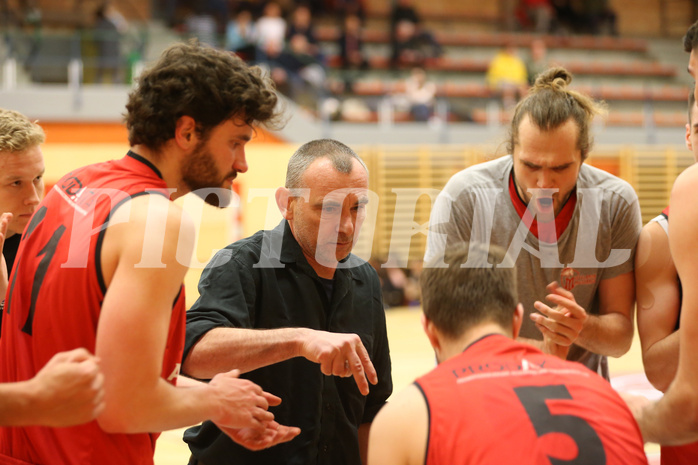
15;206;66;335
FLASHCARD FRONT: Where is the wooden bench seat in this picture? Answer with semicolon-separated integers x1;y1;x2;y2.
349;80;688;102
317;27;649;53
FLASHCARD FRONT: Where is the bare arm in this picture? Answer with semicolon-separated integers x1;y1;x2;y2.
635;222;680;392
94;196;296;443
184;326;378;396
184;326;307;376
0;348;104;427
368;384;427;465
638;165;698;444
576;272;635;357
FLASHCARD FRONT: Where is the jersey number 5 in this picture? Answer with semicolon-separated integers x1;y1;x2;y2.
514;384;606;465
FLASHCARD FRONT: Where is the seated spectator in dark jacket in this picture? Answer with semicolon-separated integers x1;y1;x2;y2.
391;20;442;69
338;13;368;70
286;3;322;62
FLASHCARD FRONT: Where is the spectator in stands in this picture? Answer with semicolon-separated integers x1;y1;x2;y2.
403;67;437;122
183;4;219;47
549;0;585;35
337;13;368;71
390;20;442;69
390;0;420;37
334;0;365;20
581;0;618;36
261;33;326;108
369;257;407;309
486;43;528;110
516;0;554;34
255;1;287;63
93;3;123;84
286;3;321;62
403;258;423;306
389;0;441;69
225;7;257;61
525;38;550;86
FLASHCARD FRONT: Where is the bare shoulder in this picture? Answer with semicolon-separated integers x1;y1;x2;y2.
100;194;195;285
672;164;698;198
636;221;673;273
109;194;193;233
369;384;428;465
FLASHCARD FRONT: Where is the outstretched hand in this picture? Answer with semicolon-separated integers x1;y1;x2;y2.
210;369;301;451
220;420;301;451
531;282;588;352
208;369;282;431
300;330;378;396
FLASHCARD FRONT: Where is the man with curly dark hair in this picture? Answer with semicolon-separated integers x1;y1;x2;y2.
0;40;298;465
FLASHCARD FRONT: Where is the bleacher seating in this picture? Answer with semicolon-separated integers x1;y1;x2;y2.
319;12;689;127
326;55;676;78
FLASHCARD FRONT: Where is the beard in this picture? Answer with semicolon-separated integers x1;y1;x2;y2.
181;142;236;208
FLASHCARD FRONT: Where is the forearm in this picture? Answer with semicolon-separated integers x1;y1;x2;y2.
99;376;235;434
0;380;36;426
576;313;633;357
642;331;679;392
638;381;698;445
183;327;307;379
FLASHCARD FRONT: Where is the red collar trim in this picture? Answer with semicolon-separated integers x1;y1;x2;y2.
508;172;576;243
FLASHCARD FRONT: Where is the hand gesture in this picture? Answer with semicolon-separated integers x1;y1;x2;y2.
542;333;570;360
300;330;378;395
208;369;282;430
531;281;588;348
29;348;105;427
220;420;301;451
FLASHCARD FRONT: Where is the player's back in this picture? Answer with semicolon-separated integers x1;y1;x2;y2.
415;334;648;465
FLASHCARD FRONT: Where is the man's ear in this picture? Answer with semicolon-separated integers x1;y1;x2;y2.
174;116;197;149
686;123;693;152
512;303;524;340
276;187;293;220
421;313;441;353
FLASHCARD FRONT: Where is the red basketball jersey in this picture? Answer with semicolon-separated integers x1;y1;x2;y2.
661;442;698;465
416;334;648;465
0;153;186;465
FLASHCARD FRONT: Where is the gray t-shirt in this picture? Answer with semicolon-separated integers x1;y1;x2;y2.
425;155;642;375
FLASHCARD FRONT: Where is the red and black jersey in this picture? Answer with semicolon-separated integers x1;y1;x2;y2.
416;334;647;465
0;152;186;465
